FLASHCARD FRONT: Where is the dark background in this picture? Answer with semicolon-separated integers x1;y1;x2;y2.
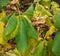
53;0;60;4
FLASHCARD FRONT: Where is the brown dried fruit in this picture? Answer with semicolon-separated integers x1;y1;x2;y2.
32;16;46;27
10;0;19;5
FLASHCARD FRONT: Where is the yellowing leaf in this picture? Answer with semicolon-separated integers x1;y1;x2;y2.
0;11;6;20
16;15;20;19
33;10;41;18
45;26;56;39
46;18;53;26
41;0;51;8
0;21;5;44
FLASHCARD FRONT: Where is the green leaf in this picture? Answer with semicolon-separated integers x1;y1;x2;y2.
32;41;44;56
51;2;60;14
23;15;38;39
35;3;52;16
52;31;60;56
41;0;51;8
34;0;41;3
16;17;28;53
4;14;18;37
16;15;38;53
48;40;53;52
0;0;9;9
4;18;19;41
51;1;59;8
51;1;59;12
53;10;60;30
23;4;34;18
42;47;47;56
35;3;42;11
2;14;12;23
